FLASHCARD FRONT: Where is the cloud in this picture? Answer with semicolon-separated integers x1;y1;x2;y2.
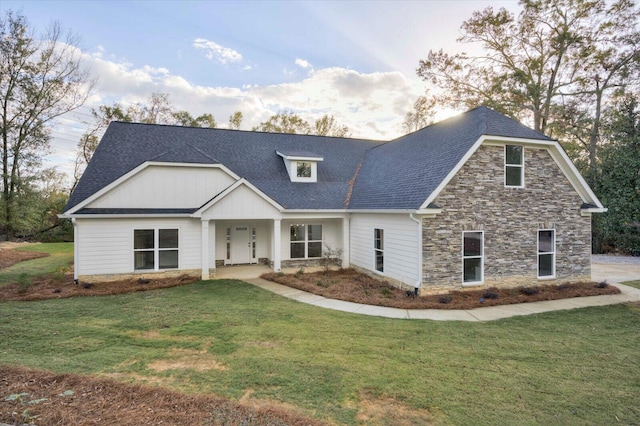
192;38;243;64
50;52;428;181
295;58;312;69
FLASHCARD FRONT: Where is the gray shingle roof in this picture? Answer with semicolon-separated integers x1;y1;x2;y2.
348;106;552;209
66;106;553;213
67;124;380;211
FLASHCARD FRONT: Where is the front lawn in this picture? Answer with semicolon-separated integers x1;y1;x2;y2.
0;243;73;287
1;279;639;425
623;279;640;289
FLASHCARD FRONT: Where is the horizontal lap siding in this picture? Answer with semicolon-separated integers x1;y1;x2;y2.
76;218;201;275
350;214;419;285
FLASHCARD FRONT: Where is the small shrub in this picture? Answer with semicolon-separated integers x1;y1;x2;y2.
17;273;32;294
321;244;343;273
439;295;452;304
483;290;499;299
316;280;330;288
295;268;305;278
595;281;609;288
520;287;540;296
52;266;67;282
379;287;392;298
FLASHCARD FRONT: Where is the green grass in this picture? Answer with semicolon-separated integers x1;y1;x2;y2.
623;280;640;289
1;279;639;425
0;243;73;286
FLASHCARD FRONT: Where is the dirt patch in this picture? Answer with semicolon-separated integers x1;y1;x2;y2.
355;390;438;425
261;268;621;310
0;365;326;426
148;345;229;372
0;273;199;302
0;248;49;269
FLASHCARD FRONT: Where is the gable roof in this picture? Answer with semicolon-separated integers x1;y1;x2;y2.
66;105;601;214
66;123;380;211
348;106;553;209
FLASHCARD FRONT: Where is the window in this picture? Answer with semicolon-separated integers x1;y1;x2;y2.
374;229;384;273
538;230;555;278
134;229;178;270
296;162;312;178
463;231;483;284
290;224;322;258
505;145;524;187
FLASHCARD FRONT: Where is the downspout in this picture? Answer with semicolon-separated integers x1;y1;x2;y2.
72;218;79;282
409;213;422;293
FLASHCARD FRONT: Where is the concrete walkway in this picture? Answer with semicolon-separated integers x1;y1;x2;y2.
240;259;640;322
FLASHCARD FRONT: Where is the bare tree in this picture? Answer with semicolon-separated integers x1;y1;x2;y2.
1;11;94;240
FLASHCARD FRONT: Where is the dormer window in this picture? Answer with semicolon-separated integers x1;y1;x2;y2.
276;150;323;183
297;162;312;178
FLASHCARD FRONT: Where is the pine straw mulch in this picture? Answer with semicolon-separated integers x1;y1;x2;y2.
0;365;325;426
0;248;49;269
261;268;621;310
0;273;200;302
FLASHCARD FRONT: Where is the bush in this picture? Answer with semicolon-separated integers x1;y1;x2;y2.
439;295;452;304
483;290;499;299
520;287;540;296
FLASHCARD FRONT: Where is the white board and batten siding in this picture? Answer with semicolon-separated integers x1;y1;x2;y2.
350;213;420;286
201;184;282;220
75;218;202;276
87;166;236;209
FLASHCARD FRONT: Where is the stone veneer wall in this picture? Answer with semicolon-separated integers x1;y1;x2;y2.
422;144;591;290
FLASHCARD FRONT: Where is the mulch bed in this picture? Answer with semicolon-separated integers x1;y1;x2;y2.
0;365;325;426
261;268;621;310
0;249;49;269
0;273;200;302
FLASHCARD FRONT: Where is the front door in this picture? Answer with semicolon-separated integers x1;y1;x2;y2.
230;225;251;264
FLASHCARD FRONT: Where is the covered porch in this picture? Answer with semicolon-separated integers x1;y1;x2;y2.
198;216;350;280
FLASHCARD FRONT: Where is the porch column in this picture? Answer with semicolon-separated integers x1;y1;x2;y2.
72;218;78;281
342;216;350;268
210;220;216;276
273;219;281;271
201;220;209;280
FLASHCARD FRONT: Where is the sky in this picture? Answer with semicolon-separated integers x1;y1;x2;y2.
1;0;521;181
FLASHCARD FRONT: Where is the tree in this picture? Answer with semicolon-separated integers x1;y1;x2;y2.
417;0;640;184
313;114;351;137
594;92;640;254
228;111;243;130
253;110;351;137
74;92;217;189
252;110;311;134
1;11;93;240
403;92;437;133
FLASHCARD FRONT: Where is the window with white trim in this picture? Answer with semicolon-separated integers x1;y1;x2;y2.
374;228;384;273
505;145;524;187
290;224;322;258
463;231;483;284
538;229;555;278
296;162;312;178
134;229;178;270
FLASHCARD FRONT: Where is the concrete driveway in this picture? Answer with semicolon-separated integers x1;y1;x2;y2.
592;255;640;284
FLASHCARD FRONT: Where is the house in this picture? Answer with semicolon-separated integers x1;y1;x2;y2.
61;106;606;291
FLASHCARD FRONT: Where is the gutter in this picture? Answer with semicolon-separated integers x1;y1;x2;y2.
409;213;423;289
